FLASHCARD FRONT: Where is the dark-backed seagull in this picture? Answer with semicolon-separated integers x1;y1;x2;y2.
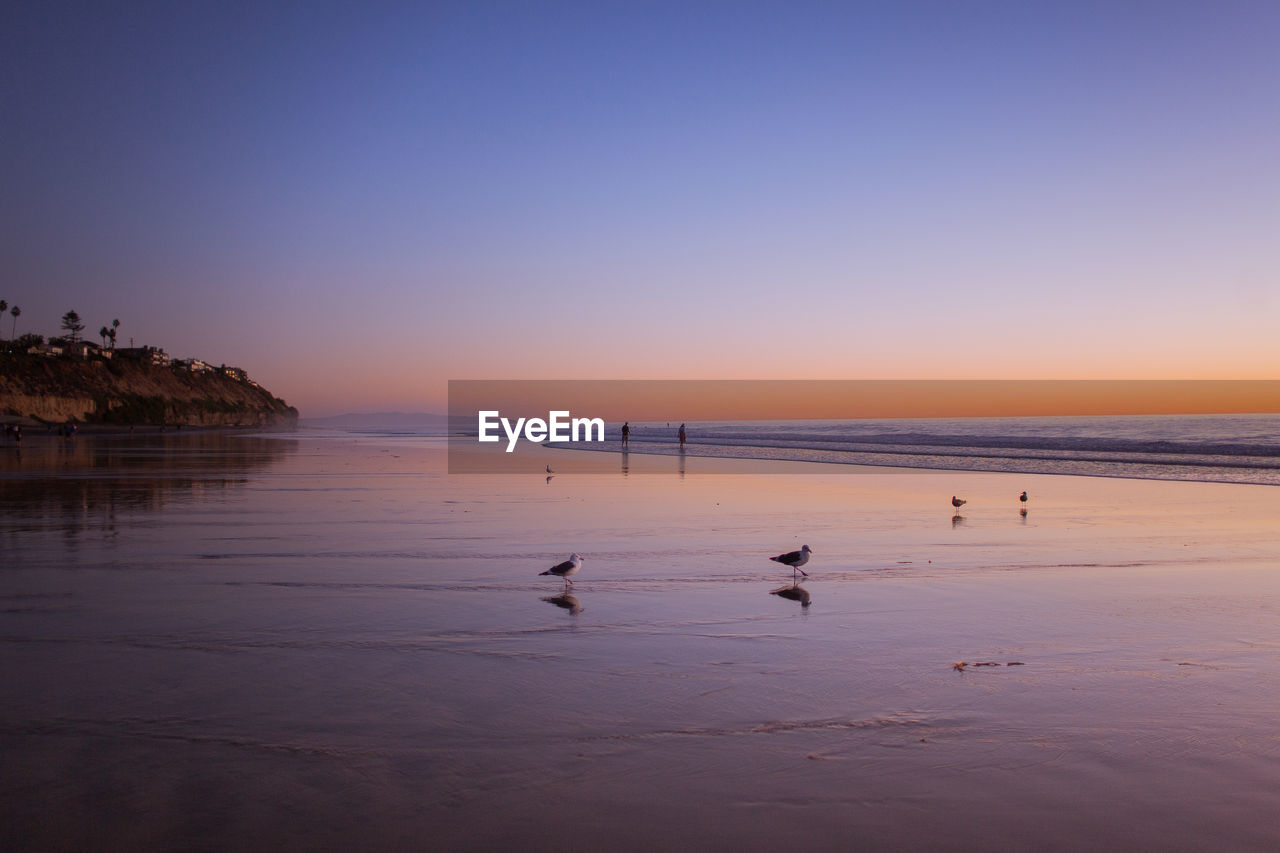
769;544;811;580
539;553;583;586
951;496;967;511
546;465;554;474
1019;491;1028;504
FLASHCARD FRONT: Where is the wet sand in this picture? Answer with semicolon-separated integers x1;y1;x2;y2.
3;434;1280;850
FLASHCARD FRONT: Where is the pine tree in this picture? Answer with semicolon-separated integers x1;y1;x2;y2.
61;310;85;344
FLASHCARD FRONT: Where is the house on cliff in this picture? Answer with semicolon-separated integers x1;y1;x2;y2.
176;358;214;373
116;345;170;366
57;340;111;360
27;342;64;358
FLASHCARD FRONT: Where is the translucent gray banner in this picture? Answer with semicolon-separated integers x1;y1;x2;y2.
447;380;1280;482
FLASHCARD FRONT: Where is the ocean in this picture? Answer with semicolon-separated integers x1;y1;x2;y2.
487;413;1280;484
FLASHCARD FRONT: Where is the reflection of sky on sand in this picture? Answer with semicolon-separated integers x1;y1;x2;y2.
6;435;1280;850
0;434;297;557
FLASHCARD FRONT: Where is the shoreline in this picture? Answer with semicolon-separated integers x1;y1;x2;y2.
453;430;1280;487
553;440;1280;486
12;423;1280;490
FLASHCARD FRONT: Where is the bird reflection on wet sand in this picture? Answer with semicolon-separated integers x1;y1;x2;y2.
771;582;811;607
541;593;583;614
951;513;966;528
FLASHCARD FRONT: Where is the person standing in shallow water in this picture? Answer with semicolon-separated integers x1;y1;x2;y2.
621;422;630;447
678;423;686;447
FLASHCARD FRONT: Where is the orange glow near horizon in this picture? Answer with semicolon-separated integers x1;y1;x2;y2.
447;380;1280;422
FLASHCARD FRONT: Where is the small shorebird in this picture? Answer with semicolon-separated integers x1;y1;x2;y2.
769;544;812;580
1019;491;1028;505
951;496;967;512
539;553;583;587
546;465;554;474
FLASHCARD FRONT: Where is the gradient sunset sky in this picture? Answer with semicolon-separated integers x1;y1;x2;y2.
3;2;1276;416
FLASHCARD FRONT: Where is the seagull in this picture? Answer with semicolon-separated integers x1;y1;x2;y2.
546;465;554;474
1019;491;1028;505
539;553;583;587
951;496;967;512
769;544;812;580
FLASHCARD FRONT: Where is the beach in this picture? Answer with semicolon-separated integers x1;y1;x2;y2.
4;432;1280;850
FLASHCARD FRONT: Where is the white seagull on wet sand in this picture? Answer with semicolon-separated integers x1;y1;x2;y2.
539;553;583;586
951;496;967;511
769;544;812;579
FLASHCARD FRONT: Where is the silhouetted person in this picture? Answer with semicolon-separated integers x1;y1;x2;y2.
678;423;686;447
621;421;630;447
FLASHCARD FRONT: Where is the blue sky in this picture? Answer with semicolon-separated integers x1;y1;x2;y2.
3;1;1277;415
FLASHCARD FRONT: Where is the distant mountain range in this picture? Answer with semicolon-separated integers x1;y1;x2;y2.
299;411;451;428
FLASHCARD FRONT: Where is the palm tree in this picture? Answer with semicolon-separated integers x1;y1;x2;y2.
9;306;18;340
99;326;109;347
0;300;6;341
107;327;117;349
111;318;120;349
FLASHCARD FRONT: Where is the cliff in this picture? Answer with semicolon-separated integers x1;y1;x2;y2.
0;355;298;426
